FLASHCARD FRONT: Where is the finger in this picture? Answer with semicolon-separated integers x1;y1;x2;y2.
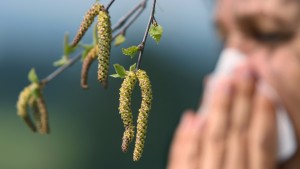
197;74;212;114
224;66;255;169
200;78;233;169
167;111;206;169
249;91;277;169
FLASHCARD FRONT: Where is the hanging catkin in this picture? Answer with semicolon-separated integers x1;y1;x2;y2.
71;3;102;47
81;45;99;89
28;96;41;132
35;90;50;134
17;84;37;132
133;70;152;161
97;7;112;88
119;71;137;152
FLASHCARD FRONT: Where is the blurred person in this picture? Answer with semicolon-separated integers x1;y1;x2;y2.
167;0;300;169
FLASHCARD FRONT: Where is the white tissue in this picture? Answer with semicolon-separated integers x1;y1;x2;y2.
203;48;297;162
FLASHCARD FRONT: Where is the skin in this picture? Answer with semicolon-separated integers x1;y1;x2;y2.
167;0;300;168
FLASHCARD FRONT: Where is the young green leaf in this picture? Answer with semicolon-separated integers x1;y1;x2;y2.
80;24;97;61
53;57;69;67
114;34;126;46
30;84;40;99
110;74;122;78
113;64;127;78
122;46;139;58
28;68;39;84
64;33;77;56
53;33;77;67
149;24;163;44
129;63;136;71
80;44;94;60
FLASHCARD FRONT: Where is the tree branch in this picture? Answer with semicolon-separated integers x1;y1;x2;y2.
106;0;116;11
40;53;82;86
112;0;147;32
39;0;148;86
112;4;146;40
136;0;157;70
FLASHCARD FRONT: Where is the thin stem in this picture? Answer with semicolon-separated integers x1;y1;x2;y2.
123;7;145;35
40;53;82;86
112;0;147;32
136;0;156;70
106;0;116;11
112;6;145;40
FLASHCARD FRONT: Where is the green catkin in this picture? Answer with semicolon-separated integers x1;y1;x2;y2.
71;3;102;47
28;96;42;132
119;71;137;152
17;84;37;132
81;45;99;89
35;89;50;134
133;70;152;161
97;8;112;88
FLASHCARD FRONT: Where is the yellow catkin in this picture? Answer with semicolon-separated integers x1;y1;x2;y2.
97;8;112;88
122;125;135;152
119;71;137;152
81;45;99;89
133;70;152;161
71;3;102;47
17;84;37;132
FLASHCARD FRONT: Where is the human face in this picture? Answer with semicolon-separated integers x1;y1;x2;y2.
215;0;300;148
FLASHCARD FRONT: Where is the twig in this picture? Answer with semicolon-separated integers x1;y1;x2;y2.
136;0;157;70
106;0;116;11
112;0;147;32
40;53;82;86
112;6;146;40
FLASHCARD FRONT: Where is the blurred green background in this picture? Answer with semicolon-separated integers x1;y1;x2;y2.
0;0;222;168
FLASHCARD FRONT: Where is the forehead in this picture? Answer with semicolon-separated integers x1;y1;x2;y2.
214;0;235;26
215;0;300;32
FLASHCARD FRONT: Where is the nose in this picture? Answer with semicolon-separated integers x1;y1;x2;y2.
223;31;270;79
225;31;256;56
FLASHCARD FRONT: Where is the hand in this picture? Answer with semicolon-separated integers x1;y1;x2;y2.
249;44;300;169
167;66;278;169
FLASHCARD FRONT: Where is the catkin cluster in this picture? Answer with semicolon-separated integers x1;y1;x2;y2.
81;45;99;89
16;84;50;134
71;2;112;89
71;3;102;47
97;8;112;88
118;70;152;161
